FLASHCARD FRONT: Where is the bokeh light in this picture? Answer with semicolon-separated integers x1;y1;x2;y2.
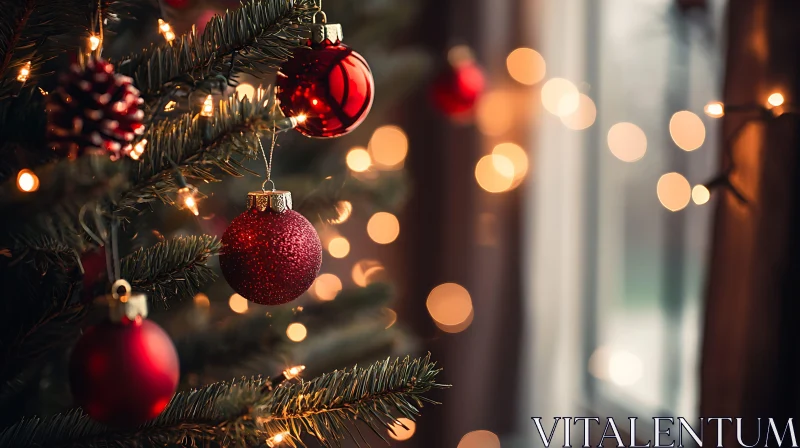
475;154;515;193
369;125;408;169
657;172;692;212
327;236;351;258
541;78;579;116
352;259;385;287
692;185;711;205
16;169;39;192
492;143;528;186
458;430;501;448
768;92;785;107
704;101;724;118
607;122;647;162
313;273;342;301
367;212;400;244
383;308;398;329
506;47;546;85
476;90;515;136
235;83;255;100
588;346;643;386
329;200;352;225
346;147;371;172
228;293;248;314
388;418;416;441
669;111;705;151
194;293;210;308
426;283;472;327
609;350;643;386
286;323;307;342
560;94;597;130
435;309;474;333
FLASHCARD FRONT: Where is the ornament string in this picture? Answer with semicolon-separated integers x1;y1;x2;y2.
259;124;278;192
92;0;104;58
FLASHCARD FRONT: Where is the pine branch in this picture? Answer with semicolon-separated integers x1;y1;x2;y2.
0;0;93;101
263;354;447;447
121;235;221;303
0;355;447;448
177;283;394;377
114;0;315;101
0;155;130;256
115;91;291;214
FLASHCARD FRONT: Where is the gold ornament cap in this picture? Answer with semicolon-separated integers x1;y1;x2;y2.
247;190;293;213
108;279;149;323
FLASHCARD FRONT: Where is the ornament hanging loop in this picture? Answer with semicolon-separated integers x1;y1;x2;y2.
262;179;276;192
108;279;149;322
313;10;327;24
111;279;132;303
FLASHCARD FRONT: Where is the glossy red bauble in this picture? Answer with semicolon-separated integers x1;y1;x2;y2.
69;318;179;427
430;61;486;117
220;208;322;305
277;42;374;138
164;0;190;8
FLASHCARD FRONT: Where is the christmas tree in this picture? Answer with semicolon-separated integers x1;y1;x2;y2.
0;0;445;446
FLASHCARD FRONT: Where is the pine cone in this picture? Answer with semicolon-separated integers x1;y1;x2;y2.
46;59;145;160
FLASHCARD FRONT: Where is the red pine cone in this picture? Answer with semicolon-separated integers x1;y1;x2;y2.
46;59;145;160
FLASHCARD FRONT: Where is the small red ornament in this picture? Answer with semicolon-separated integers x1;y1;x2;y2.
220;190;322;305
430;47;486;117
46;59;145;160
164;0;190;8
69;281;179;427
276;16;374;138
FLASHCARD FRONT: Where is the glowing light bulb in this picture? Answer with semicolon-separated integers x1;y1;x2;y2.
767;92;785;108
130;139;147;160
267;432;290;447
17;61;31;82
200;95;214;117
704;101;724;118
283;365;306;380
89;35;101;51
177;185;200;216
328;200;352;224
295;114;307;123
158;19;176;43
16;169;39;192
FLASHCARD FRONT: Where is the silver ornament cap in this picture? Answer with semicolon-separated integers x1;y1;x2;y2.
247;190;293;213
309;10;343;44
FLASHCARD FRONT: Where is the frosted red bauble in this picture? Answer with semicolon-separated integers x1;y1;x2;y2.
220;209;322;305
277;42;374;138
69;318;179;427
430;62;486;116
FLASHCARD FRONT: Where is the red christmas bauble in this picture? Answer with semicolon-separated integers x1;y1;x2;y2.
430;61;486;117
69;318;179;427
164;0;190;8
220;192;322;305
277;41;374;138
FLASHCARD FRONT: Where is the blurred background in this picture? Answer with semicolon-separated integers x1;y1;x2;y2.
99;0;791;446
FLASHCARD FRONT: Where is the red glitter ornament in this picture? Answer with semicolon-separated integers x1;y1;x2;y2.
430;48;486;117
220;191;322;305
46;59;145;160
276;17;373;138
69;281;178;427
